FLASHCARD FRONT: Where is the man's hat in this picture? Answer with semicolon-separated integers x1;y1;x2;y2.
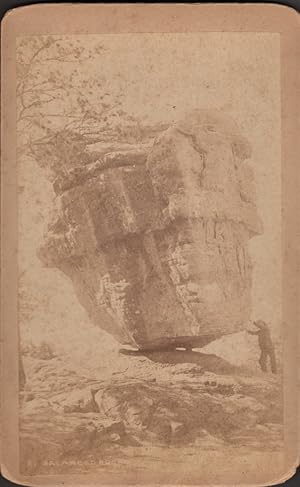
253;320;266;329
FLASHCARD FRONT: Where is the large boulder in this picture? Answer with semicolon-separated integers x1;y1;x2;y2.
39;110;262;350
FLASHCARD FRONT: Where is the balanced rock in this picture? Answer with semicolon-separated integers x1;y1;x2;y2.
39;109;262;350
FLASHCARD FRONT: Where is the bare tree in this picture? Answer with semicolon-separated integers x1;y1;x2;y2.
16;36;128;168
16;35;162;178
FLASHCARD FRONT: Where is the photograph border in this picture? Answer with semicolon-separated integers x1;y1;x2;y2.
1;4;299;486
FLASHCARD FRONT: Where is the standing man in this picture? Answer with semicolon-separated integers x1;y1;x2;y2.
248;320;277;374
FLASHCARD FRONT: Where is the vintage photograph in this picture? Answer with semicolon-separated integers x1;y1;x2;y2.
16;32;283;481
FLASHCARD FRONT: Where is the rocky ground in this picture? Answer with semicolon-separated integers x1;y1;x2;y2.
19;332;283;477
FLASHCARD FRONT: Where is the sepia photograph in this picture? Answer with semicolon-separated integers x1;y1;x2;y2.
17;30;283;476
1;4;299;486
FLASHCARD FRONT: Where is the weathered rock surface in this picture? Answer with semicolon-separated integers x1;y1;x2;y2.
39;110;262;350
20;346;282;475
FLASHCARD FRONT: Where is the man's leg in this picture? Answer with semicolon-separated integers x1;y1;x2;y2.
259;351;267;372
269;349;277;374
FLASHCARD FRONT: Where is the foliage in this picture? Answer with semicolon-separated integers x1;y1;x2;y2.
16;36;124;165
16;35;162;173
